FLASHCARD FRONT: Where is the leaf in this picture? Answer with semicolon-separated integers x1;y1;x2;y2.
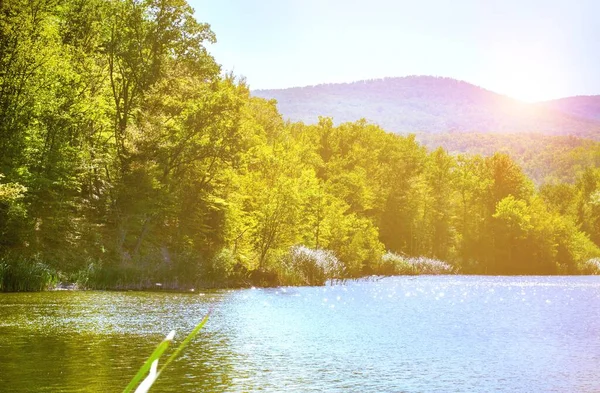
158;311;211;376
123;312;210;393
122;330;175;393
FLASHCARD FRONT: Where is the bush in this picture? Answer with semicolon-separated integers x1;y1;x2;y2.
378;252;418;275
83;256;179;290
197;249;237;287
408;256;455;274
70;259;100;289
329;215;384;277
377;252;455;275
581;258;600;274
281;246;344;286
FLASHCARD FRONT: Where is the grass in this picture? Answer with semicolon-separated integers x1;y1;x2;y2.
123;312;210;393
378;252;455;275
281;246;345;286
0;254;58;292
582;258;600;274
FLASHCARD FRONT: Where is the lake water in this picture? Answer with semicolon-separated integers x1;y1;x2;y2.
1;276;599;392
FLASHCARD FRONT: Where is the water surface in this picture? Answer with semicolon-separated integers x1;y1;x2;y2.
1;276;599;392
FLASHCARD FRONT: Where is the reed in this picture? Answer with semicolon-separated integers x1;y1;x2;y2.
582;258;600;274
123;312;210;393
378;252;455;275
281;246;345;285
0;254;58;292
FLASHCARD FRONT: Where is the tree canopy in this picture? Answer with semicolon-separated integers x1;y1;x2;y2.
1;0;600;291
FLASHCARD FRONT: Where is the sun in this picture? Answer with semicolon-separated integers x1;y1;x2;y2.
491;62;562;103
500;75;558;103
484;41;566;103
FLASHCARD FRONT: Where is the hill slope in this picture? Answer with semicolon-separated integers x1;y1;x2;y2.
253;76;600;138
540;96;600;122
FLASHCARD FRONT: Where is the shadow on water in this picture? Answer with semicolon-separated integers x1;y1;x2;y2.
0;331;235;393
0;291;235;393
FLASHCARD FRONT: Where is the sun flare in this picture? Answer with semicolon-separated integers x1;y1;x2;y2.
499;74;558;103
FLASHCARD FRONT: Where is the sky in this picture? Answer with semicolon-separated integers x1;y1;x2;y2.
189;0;600;102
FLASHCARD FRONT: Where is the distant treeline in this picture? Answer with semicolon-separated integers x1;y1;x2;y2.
418;132;600;185
1;0;600;291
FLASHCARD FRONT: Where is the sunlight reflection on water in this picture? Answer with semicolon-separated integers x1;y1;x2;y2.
1;276;600;392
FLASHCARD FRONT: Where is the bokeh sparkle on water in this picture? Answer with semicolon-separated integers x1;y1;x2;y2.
1;276;599;392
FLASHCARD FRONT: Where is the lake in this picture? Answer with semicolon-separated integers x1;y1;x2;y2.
1;276;599;392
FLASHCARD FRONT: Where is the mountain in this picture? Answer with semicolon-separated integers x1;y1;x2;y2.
540;96;600;122
252;76;600;139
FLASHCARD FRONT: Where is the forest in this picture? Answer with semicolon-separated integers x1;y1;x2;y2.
1;0;600;291
418;132;600;184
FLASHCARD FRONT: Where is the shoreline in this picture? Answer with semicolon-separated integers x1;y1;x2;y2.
31;273;595;294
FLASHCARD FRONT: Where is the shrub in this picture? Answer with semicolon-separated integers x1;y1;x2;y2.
408;256;455;274
377;252;455;275
71;259;100;289
281;246;344;286
83;257;177;290
379;252;417;275
581;258;600;274
197;248;237;287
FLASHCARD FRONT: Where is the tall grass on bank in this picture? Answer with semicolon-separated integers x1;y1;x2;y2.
581;258;600;274
378;252;455;275
0;249;459;292
0;254;58;292
281;246;345;286
75;260;196;291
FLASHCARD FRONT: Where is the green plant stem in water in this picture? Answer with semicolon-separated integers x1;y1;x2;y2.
158;312;210;375
123;312;211;393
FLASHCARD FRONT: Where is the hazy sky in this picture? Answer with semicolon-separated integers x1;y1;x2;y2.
189;0;600;102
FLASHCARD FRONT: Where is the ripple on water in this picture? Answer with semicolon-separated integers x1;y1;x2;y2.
1;276;600;392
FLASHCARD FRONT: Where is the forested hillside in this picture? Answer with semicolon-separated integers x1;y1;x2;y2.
540;96;600;122
256;77;600;185
253;77;600;138
418;133;600;184
1;0;600;291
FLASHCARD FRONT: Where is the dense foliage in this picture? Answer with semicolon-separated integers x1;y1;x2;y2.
418;133;600;184
1;0;600;291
